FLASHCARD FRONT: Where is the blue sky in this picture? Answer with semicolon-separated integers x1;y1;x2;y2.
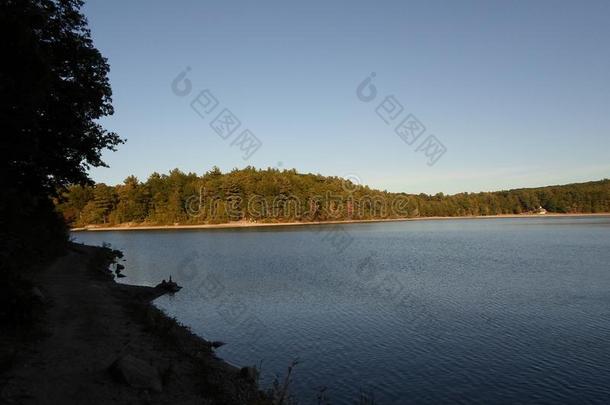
83;0;610;194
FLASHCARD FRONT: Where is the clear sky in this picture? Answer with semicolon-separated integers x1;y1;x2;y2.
83;0;610;194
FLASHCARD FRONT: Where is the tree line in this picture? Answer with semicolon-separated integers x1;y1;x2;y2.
56;167;610;227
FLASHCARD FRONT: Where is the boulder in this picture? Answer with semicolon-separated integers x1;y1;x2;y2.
155;276;182;293
31;286;45;303
240;366;259;382
109;354;162;392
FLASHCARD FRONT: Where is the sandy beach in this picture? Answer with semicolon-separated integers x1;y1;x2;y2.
71;213;610;232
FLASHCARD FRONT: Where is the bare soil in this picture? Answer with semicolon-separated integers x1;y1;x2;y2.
0;244;267;405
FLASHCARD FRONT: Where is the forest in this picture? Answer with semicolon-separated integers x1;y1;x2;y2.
56;167;610;227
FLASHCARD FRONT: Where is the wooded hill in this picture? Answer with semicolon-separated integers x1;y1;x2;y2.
56;167;610;227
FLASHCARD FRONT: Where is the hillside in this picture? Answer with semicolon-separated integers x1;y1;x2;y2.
56;167;610;227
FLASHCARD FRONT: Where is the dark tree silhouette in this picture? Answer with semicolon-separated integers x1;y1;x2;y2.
0;0;122;280
1;0;123;193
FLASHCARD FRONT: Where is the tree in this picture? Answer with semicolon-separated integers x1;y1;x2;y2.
113;176;149;223
55;168;610;227
1;0;123;194
56;184;93;224
1;0;122;274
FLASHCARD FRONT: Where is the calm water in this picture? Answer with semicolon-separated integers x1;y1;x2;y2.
74;217;610;404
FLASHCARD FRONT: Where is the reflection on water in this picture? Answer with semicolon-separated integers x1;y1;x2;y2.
74;216;610;404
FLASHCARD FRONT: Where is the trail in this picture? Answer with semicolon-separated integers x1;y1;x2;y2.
1;245;263;405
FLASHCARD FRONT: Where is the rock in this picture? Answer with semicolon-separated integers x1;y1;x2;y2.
115;263;125;277
109;354;162;392
31;287;45;303
240;366;259;382
116;273;126;278
154;276;182;294
210;341;225;349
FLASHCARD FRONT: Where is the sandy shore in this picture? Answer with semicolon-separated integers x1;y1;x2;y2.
72;213;610;232
0;244;268;404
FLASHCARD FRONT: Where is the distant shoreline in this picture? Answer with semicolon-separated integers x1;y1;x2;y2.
71;213;610;232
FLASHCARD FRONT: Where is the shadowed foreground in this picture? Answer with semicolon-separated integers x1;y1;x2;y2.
0;244;267;405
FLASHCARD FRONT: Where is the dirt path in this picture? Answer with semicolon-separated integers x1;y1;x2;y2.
1;245;265;405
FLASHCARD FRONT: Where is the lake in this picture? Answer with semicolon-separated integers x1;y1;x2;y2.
73;216;610;404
